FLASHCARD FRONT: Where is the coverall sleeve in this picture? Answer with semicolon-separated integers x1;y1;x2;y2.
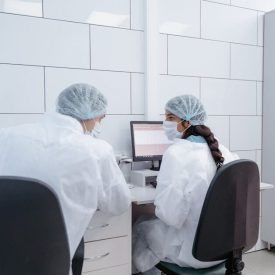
97;144;131;216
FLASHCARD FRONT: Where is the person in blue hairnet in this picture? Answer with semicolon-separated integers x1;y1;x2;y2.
132;95;238;275
0;83;131;270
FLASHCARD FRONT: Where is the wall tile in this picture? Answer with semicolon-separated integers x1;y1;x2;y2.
160;34;168;74
257;82;263;115
131;73;145;114
233;150;257;160
0;64;44;113
159;75;200;113
206;116;230;148
258;12;264;46
45;67;131;114
0;0;42;17
159;0;200;37
202;1;258;45
230;116;262;150
43;0;130;28
231;0;275;12
131;0;201;37
231;44;263;81
0;13;90;68
168;36;230;78
202;0;230;4
130;0;144;30
100;114;144;155
201;78;257;115
256;149;262;177
90;26;144;72
0;114;44;128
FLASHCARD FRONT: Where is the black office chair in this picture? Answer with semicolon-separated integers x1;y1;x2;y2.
72;237;85;275
0;176;71;275
156;159;260;275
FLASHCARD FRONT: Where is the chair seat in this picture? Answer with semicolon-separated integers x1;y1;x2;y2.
156;261;225;275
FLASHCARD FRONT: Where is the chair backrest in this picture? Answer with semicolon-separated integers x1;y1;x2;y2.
192;159;260;262
0;176;70;275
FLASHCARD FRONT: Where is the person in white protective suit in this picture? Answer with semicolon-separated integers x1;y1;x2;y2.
0;83;131;261
132;95;239;275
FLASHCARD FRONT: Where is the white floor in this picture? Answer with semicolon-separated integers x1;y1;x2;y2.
243;249;275;275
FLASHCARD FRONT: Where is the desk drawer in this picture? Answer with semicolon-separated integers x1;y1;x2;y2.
84;209;130;242
83;236;130;273
82;264;130;275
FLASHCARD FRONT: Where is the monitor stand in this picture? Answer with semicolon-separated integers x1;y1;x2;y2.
150;160;162;171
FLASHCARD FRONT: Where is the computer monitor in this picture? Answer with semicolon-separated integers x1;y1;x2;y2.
130;121;173;162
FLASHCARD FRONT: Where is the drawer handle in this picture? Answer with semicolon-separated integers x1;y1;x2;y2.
84;252;110;262
88;223;110;230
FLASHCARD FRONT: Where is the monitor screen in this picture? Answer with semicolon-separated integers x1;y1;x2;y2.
130;121;173;161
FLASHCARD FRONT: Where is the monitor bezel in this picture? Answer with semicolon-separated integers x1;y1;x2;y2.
130;121;165;162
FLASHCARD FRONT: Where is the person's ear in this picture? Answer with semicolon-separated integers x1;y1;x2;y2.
183;121;191;129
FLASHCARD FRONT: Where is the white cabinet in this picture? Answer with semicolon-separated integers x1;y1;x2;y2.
84;210;131;242
83;237;130;273
82;209;131;275
262;10;275;248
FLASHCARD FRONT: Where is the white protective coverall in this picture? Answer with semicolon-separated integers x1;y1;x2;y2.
0;113;131;258
133;138;238;273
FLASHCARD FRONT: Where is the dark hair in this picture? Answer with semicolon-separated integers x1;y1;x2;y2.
182;123;224;169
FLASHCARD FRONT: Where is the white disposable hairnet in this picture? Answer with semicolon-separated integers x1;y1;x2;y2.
165;95;206;125
56;83;107;120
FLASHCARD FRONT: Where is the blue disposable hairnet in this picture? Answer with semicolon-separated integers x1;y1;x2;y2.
56;83;107;120
165;95;206;125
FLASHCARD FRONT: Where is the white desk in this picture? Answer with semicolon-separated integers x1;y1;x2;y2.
130;182;273;205
130;185;156;205
260;182;273;191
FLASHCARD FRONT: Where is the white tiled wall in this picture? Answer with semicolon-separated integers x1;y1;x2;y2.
0;0;272;253
43;0;131;28
258;12;265;46
231;44;263;81
256;82;263;115
131;73;145;114
201;79;257;115
0;0;270;165
207;116;230;148
230;116;262;151
230;0;275;12
0;64;44;113
157;0;268;180
0;13;90;68
130;0;145;30
168;36;230;78
90;26;144;72
201;2;258;45
0;0;42;17
159;0;200;37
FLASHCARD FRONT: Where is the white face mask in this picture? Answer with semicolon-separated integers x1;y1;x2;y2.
91;121;102;138
83;121;102;138
163;120;190;141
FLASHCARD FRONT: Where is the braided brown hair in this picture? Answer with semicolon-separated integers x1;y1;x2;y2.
182;123;224;169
